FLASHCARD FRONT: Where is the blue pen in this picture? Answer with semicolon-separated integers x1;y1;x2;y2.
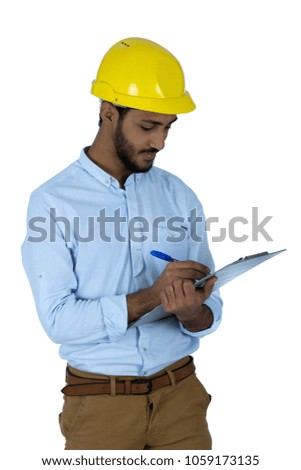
150;250;178;262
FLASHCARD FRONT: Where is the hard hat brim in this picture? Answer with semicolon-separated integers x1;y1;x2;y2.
91;80;196;114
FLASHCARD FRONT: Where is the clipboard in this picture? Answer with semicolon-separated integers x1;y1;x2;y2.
194;248;286;291
129;248;286;328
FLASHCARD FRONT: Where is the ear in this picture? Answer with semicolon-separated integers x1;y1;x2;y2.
100;101;119;127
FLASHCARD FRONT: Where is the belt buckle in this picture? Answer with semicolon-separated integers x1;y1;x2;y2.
132;378;153;394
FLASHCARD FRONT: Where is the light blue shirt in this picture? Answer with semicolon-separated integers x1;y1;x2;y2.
21;149;222;376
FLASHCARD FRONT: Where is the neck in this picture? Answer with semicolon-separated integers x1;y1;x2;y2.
86;129;132;188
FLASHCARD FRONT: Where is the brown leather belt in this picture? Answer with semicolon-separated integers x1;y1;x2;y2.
61;357;195;396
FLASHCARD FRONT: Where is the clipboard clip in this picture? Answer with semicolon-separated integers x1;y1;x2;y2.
238;251;268;261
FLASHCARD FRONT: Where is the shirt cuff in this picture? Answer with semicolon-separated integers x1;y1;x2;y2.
100;294;128;340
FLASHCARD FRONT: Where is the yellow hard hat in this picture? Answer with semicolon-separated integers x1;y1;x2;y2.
91;37;196;114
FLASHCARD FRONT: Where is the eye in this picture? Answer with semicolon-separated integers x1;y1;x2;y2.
140;125;154;131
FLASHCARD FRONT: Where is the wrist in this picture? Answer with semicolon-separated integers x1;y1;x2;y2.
127;286;161;323
181;304;214;332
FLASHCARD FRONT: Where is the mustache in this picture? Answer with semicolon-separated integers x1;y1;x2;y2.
141;148;159;154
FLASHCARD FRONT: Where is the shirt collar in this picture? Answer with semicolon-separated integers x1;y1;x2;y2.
78;148;145;187
78;148;115;187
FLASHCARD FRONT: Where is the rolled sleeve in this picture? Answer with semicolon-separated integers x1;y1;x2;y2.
21;190;129;345
101;295;128;340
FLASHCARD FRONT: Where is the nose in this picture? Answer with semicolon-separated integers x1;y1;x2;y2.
149;130;167;151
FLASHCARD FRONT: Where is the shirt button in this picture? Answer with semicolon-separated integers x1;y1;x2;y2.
143;347;147;351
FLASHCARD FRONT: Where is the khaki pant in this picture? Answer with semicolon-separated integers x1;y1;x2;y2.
59;358;212;450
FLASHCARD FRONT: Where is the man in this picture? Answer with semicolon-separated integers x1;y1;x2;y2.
21;37;222;450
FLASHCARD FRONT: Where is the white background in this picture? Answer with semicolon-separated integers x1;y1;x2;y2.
1;0;300;468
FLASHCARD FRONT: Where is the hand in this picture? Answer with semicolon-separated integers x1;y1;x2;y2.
151;260;211;302
127;260;213;324
159;276;217;331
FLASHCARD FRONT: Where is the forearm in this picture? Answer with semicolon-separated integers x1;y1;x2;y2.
34;294;128;344
127;286;161;323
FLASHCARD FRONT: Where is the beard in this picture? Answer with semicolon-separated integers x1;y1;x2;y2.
113;120;157;173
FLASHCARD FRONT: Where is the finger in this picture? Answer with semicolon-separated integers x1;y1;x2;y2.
160;283;179;312
181;279;197;298
164;283;177;302
202;276;217;298
160;290;169;308
167;267;210;281
171;278;187;298
167;261;211;276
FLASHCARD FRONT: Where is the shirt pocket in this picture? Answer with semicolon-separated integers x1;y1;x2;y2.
149;221;190;261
